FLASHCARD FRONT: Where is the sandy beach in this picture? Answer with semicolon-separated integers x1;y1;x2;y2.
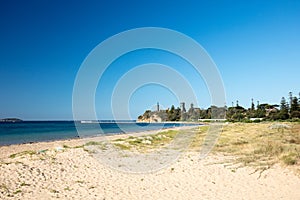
1;124;300;199
1;0;300;199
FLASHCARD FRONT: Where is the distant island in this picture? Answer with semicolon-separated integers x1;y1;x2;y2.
0;118;23;123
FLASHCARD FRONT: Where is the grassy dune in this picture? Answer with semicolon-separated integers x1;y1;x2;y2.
110;122;300;174
213;123;300;173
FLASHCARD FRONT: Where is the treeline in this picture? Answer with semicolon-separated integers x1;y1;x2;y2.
138;92;300;122
138;105;182;122
214;92;300;122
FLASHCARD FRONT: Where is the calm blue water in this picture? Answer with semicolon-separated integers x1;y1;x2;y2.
0;121;200;146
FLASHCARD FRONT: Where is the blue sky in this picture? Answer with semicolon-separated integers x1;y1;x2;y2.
0;0;299;120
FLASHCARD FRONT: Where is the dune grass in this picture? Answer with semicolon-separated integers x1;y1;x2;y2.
111;130;180;151
109;122;299;173
84;141;103;146
9;150;36;158
202;122;300;173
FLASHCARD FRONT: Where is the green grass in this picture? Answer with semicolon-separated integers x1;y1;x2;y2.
84;141;108;151
114;143;131;150
20;182;30;187
0;183;8;192
75;180;84;184
13;190;22;194
50;189;59;193
64;186;72;191
9;150;36;158
74;145;84;148
281;153;298;165
63;144;70;148
114;138;126;142
84;141;103;146
128;138;143;145
111;130;180;151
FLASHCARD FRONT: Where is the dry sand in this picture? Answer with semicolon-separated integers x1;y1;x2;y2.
1;126;300;200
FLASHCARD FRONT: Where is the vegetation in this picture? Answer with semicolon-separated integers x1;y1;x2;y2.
111;130;180;151
226;92;300;122
138;106;182;122
84;141;103;146
166;105;181;121
9;150;36;158
84;122;298;175
190;122;300;174
110;122;299;173
138;92;300;122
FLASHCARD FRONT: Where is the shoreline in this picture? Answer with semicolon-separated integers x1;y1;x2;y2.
0;125;200;159
0;121;202;147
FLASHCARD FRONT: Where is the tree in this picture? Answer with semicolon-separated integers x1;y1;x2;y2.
290;96;299;112
226;106;246;121
267;110;280;120
253;103;267;118
279;97;289;120
251;98;255;111
167;105;174;121
174;107;181;121
199;109;210;119
167;105;181;121
280;97;288;110
210;106;226;119
290;111;300;119
290;96;300;119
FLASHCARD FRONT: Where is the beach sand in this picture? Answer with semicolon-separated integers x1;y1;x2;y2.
1;126;300;199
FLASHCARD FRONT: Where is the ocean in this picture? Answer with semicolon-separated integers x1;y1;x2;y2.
0;121;200;146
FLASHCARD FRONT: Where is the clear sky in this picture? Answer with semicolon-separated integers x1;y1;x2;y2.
0;0;299;120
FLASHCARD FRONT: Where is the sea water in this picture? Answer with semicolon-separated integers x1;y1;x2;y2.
0;121;199;146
